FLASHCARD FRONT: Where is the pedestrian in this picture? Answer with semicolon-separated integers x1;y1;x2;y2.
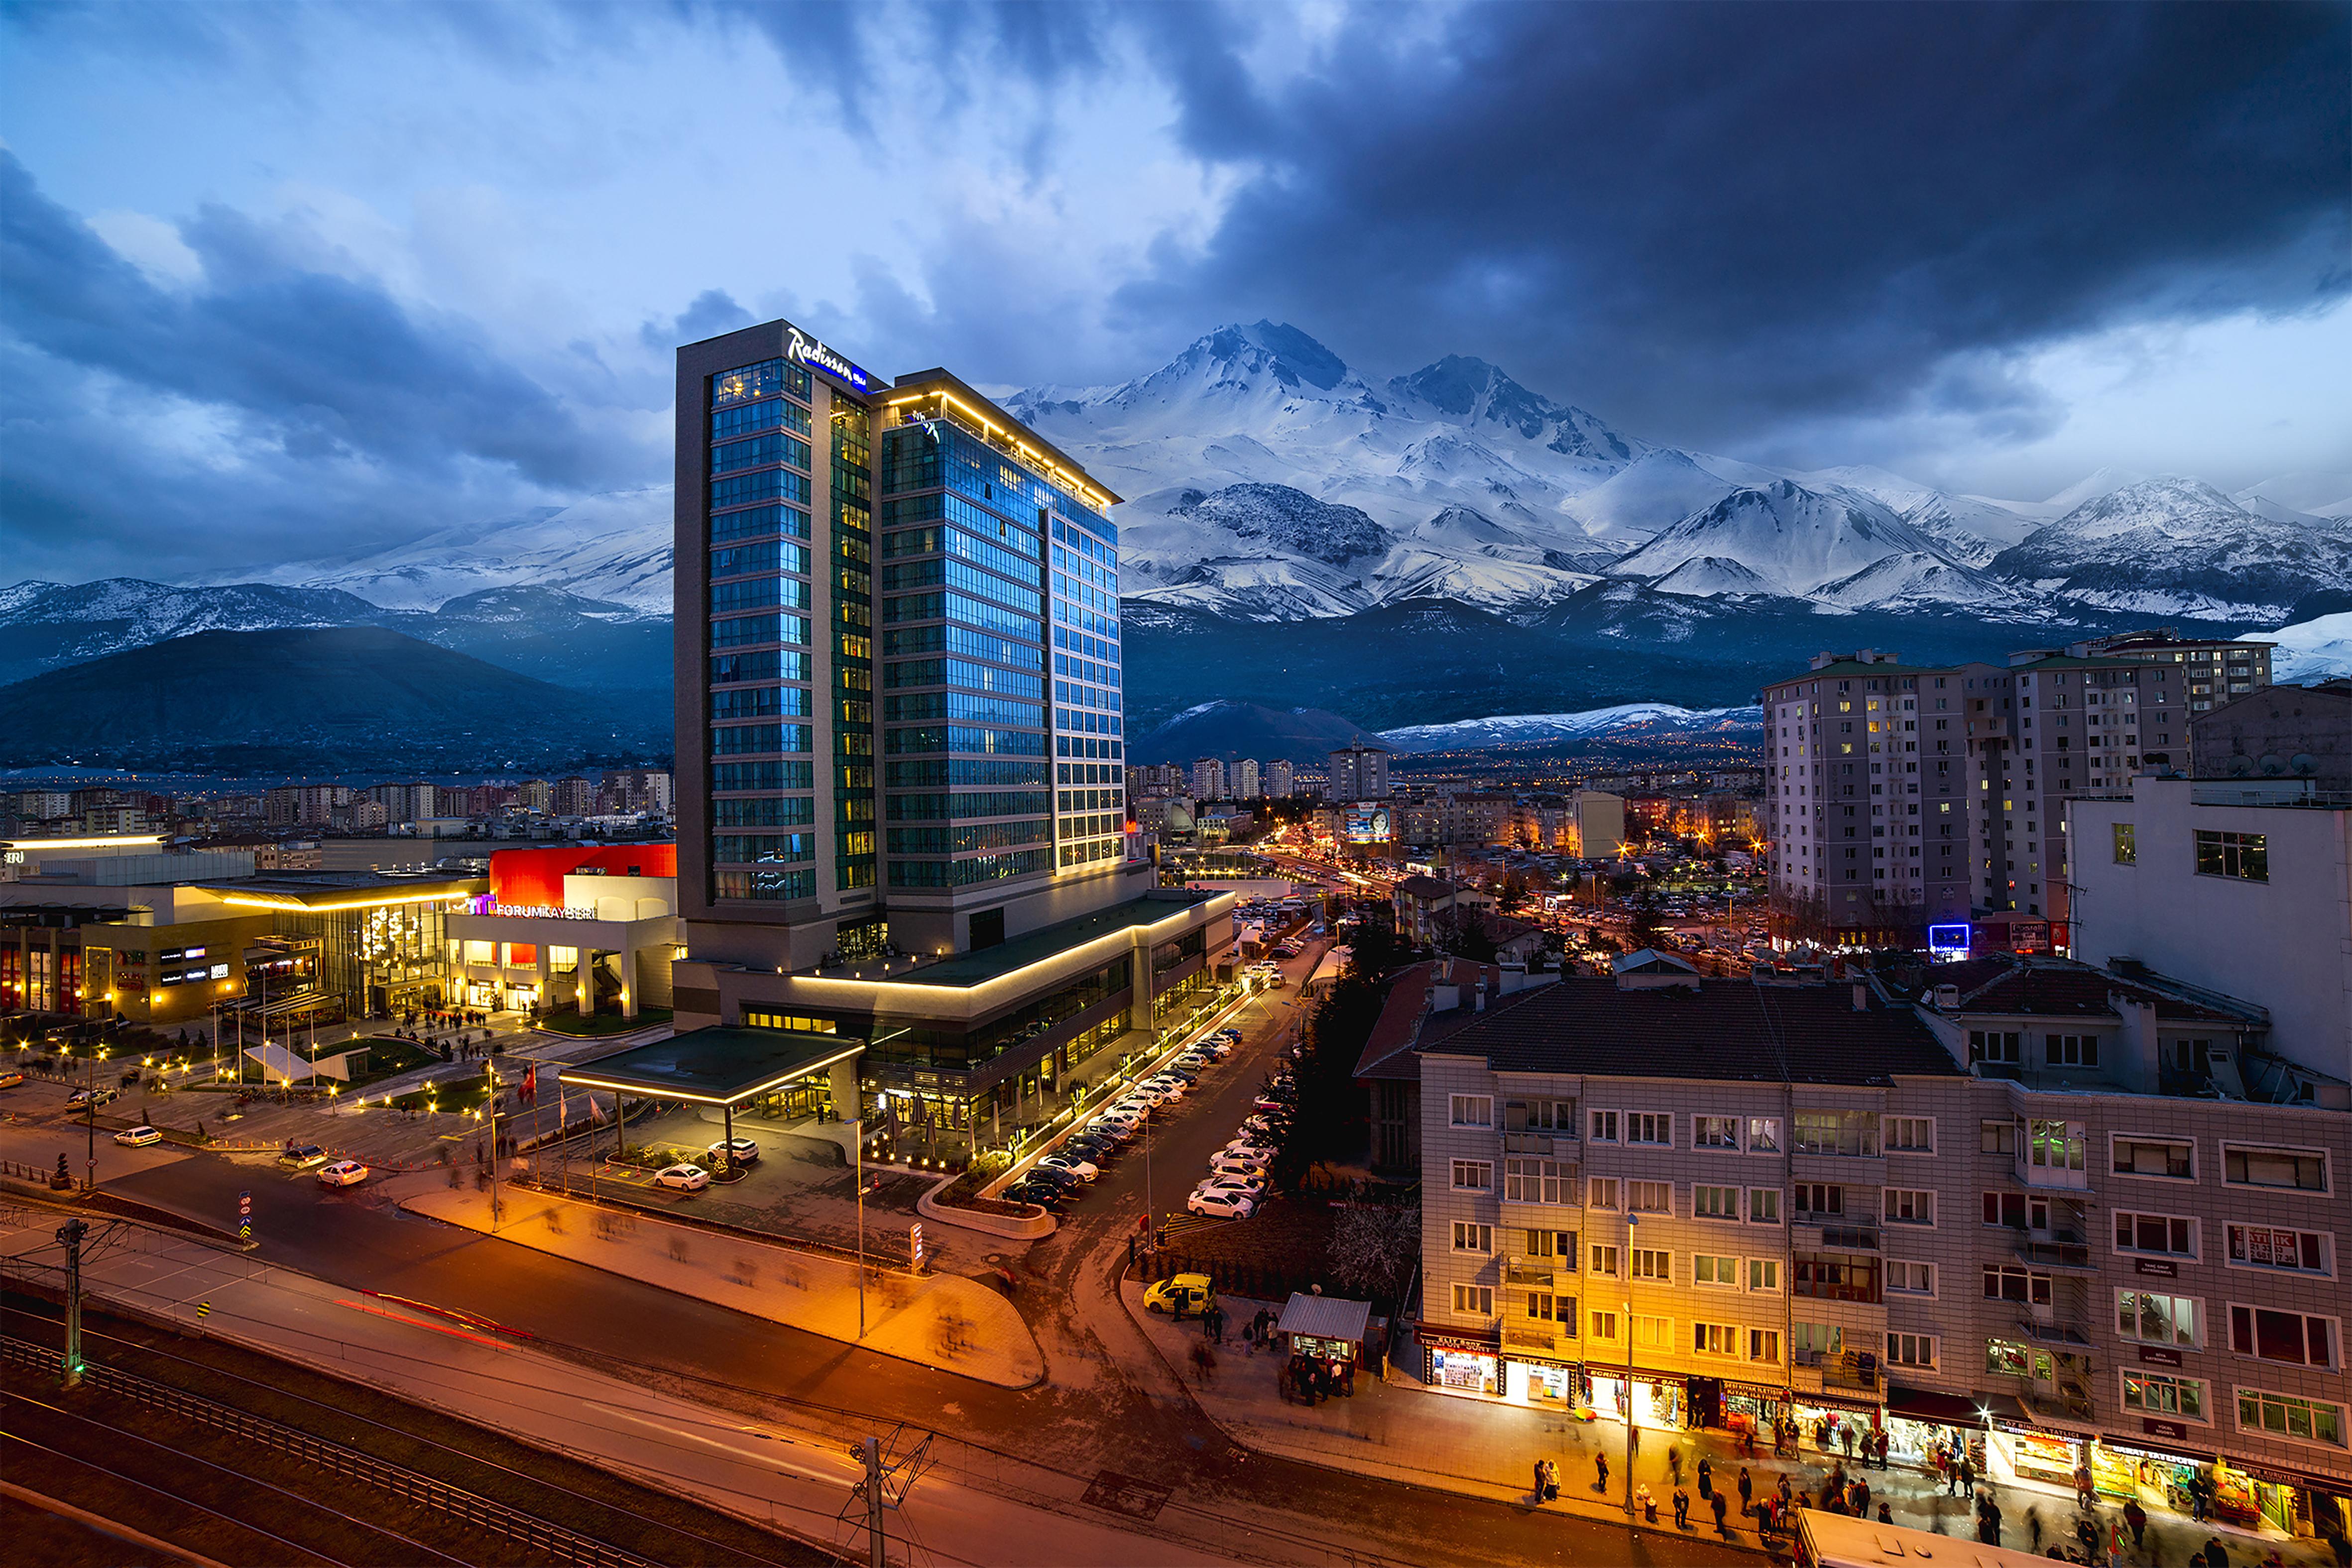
1742;1423;1758;1458
1960;1454;1977;1495
1697;1455;1713;1499
1712;1489;1731;1539
1668;1447;1683;1486
1842;1424;1857;1459
1595;1452;1610;1493
2028;1505;2044;1552
2124;1499;2148;1551
1543;1458;1559;1502
1534;1457;1548;1504
1739;1466;1754;1515
2204;1535;2229;1568
1673;1487;1690;1529
1852;1478;1871;1518
1877;1503;1892;1525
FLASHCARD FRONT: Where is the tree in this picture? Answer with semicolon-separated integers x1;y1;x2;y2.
1327;1200;1420;1307
1629;881;1664;950
1429;906;1499;963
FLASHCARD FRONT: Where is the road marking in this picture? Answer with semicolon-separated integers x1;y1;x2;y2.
602;1406;856;1483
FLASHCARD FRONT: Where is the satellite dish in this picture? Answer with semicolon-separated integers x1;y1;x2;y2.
2259;755;2286;777
2292;754;2317;777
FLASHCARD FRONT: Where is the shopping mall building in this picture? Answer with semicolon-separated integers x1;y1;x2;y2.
664;319;1232;1157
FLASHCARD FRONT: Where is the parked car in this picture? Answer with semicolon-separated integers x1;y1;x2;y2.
654;1163;709;1192
1206;1156;1267;1184
1003;1178;1067;1210
113;1125;163;1148
1037;1153;1098;1183
1252;1094;1290;1113
1062;1134;1115;1162
66;1087;118;1109
706;1137;761;1166
1218;1028;1243;1043
1143;1272;1215;1315
1217;1142;1274;1167
279;1143;329;1169
0;1071;24;1090
1187;1189;1255;1220
317;1159;369;1188
1157;1066;1199;1086
1197;1171;1267;1200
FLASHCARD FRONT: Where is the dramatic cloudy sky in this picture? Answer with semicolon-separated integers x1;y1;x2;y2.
3;0;2346;581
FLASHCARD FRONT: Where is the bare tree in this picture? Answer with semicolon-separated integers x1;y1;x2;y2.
1327;1200;1419;1305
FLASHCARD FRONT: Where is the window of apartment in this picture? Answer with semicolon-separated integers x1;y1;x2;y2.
1450;1159;1494;1192
2115;1211;2197;1258
1589;1243;1621;1277
1886;1333;1937;1369
1795;1182;1844;1218
1749;1188;1782;1224
1589;1308;1620;1342
1504;1157;1572;1205
1746;1117;1781;1153
2047;1033;2101;1068
2113;822;2136;864
1635;1314;1673;1350
1793;1322;1843;1363
1693;1322;1741;1357
1694;1253;1738;1288
1509;1097;1577;1132
2118;1291;2201;1347
2029;1118;2086;1174
2237;1390;2347;1450
1794;1110;1880;1156
1885;1117;1934;1153
1627;1113;1671;1146
1589;1177;1621;1210
1748;1258;1781;1293
1984;1192;2051;1230
1884;1188;1935;1226
1984;1265;2054;1306
2195;829;2268;882
1451;1284;1494;1317
1982;1119;2018;1155
1793;1252;1880;1302
1887;1260;1936;1296
1449;1094;1493;1128
1694;1184;1740;1220
2122;1371;2208;1423
2223;1144;2329;1193
1628;1180;1673;1214
1589;1110;1619;1143
1631;1248;1672;1282
1750;1328;1782;1363
2229;1305;2337;1368
1971;1030;2023;1067
1524;1291;1574;1327
1524;1228;1577;1261
1451;1222;1494;1254
1695;1116;1740;1150
2227;1225;2330;1274
2113;1136;2195;1180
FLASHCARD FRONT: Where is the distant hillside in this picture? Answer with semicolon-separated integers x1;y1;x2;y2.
1130;701;1384;765
0;627;670;772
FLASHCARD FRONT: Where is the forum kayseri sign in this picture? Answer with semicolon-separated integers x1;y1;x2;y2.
787;327;872;395
470;896;600;921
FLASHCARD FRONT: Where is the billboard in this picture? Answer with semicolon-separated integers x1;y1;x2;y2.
1927;923;1971;957
1342;806;1393;844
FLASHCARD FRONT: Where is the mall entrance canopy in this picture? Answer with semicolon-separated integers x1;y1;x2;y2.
562;1026;865;1162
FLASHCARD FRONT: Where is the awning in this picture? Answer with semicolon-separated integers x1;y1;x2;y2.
1276;1292;1372;1345
1415;1323;1500;1351
1887;1384;1985;1424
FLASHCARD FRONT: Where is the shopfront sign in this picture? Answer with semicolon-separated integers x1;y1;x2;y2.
2142;1418;2191;1441
2133;1258;2179;1278
2136;1345;2184;1367
787;327;871;395
477;899;599;921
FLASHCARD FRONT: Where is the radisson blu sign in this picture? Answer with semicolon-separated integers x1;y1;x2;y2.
788;327;872;395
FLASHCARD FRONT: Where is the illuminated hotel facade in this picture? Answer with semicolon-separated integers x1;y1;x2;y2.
670;320;1230;1152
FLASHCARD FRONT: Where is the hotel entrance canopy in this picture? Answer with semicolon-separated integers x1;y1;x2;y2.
563;1026;862;1108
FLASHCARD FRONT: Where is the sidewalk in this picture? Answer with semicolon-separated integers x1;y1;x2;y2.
401;1181;1046;1388
1119;1282;2337;1568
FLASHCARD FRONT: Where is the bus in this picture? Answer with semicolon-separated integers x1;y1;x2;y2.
1796;1508;2086;1568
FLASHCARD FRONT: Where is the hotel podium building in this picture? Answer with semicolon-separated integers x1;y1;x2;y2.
669;319;1229;1154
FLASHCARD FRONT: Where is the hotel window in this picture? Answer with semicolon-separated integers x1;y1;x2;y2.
1885;1333;1936;1369
1693;1322;1740;1357
1748;1188;1782;1224
2195;829;2267;882
1451;1284;1494;1317
2223;1144;2328;1193
1883;1189;1935;1226
1886;1260;1936;1296
1589;1244;1621;1278
2237;1390;2346;1449
1504;1157;1571;1204
1748;1258;1780;1292
2118;1291;2200;1347
743;1010;837;1034
2122;1371;2206;1423
1695;1116;1739;1150
1885;1117;1933;1153
1449;1094;1493;1128
2229;1305;2336;1368
1451;1222;1494;1255
1628;1180;1672;1214
1746;1117;1780;1152
1626;1113;1670;1146
1631;1248;1671;1282
1694;1254;1738;1288
2227;1224;2329;1274
2113;1136;2194;1180
1694;1184;1740;1220
2115;1211;2196;1258
1588;1177;1620;1210
1450;1160;1493;1192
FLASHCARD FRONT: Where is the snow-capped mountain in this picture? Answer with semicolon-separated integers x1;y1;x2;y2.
1990;477;2352;622
1606;480;1947;598
1380;702;1764;753
2257;611;2352;684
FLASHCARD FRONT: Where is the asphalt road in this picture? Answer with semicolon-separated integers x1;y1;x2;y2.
4;945;1745;1568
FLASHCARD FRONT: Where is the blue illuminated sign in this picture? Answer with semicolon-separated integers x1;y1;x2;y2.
787;327;872;395
1927;923;1971;954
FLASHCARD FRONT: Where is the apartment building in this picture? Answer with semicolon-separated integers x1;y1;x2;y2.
1330;744;1390;802
1230;759;1261;800
1415;956;2352;1535
1191;757;1228;802
1267;760;1296;799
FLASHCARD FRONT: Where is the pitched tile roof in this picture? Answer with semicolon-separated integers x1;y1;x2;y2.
1932;956;2256;1025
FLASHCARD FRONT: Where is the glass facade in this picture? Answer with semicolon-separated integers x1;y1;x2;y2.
831;401;877;893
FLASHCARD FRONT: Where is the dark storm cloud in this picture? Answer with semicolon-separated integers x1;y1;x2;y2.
1123;1;2351;442
0;152;611;486
640;288;755;352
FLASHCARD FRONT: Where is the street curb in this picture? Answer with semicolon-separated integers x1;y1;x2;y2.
1111;1268;1776;1558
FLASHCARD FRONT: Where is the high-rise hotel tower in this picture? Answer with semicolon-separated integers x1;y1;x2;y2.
668;320;1230;1151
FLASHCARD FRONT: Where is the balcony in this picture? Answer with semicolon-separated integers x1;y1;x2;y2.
1795;1217;1881;1251
2017;1374;2098;1427
1505;1264;1557;1288
1504;1132;1574;1156
2012;1234;2095;1271
1796;1349;1880;1392
1503;1323;1572;1355
2014;1315;2093;1347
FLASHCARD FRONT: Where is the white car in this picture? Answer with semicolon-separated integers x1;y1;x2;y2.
113;1125;163;1147
1198;1172;1268;1201
1224;1135;1276;1158
317;1159;369;1188
1037;1153;1098;1183
655;1163;710;1192
1187;1188;1255;1220
1210;1151;1269;1179
1144;1077;1187;1101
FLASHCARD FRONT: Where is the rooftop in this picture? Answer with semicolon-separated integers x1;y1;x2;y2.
1423;977;1963;1085
792;891;1220;990
563;1026;862;1105
1929;955;2263;1027
197;870;487;910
